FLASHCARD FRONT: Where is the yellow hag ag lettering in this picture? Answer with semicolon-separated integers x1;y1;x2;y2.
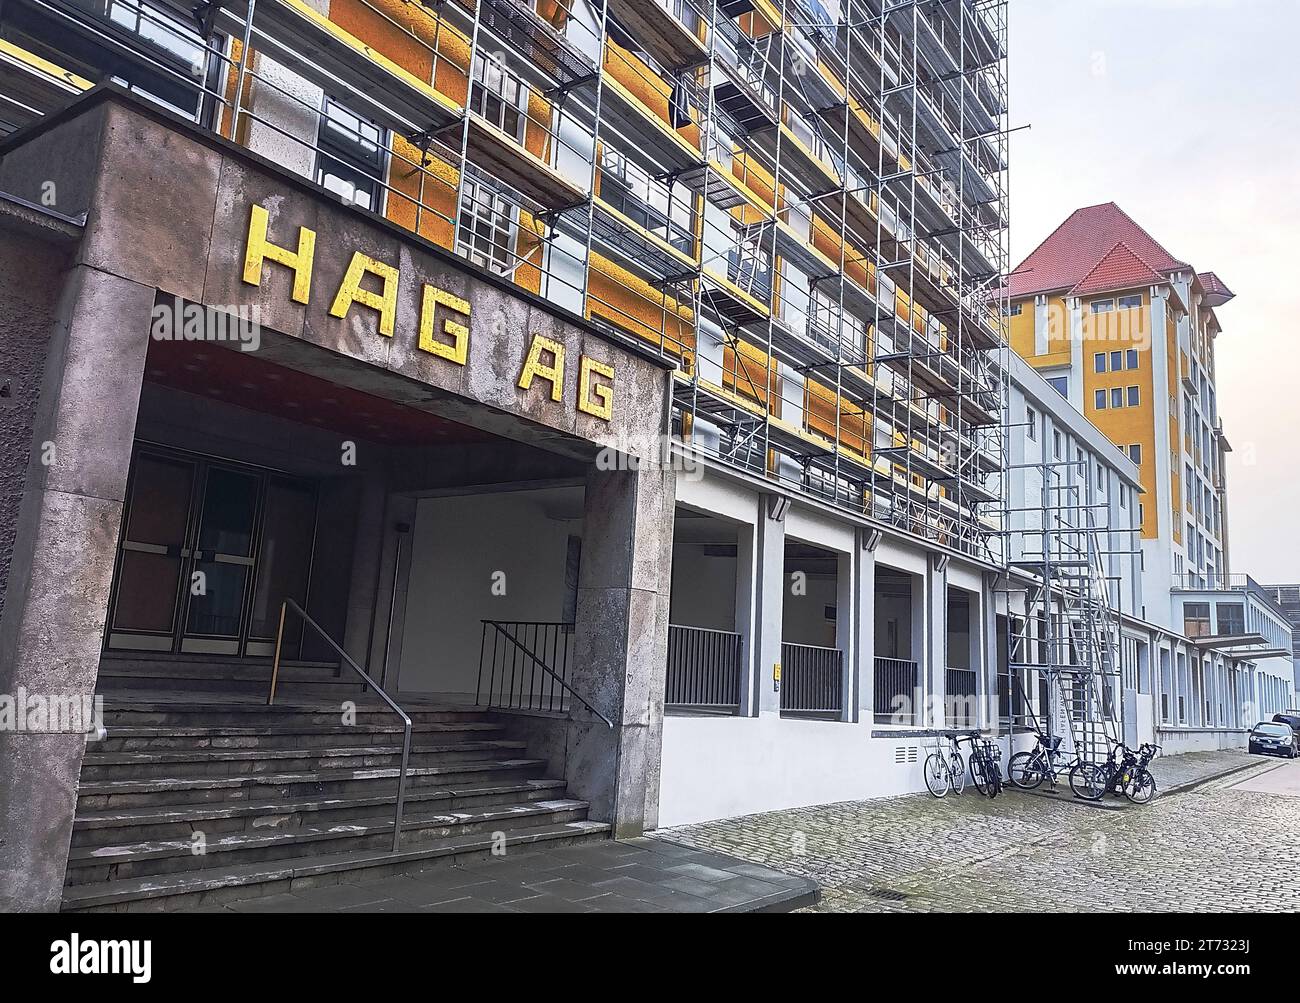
241;203;615;420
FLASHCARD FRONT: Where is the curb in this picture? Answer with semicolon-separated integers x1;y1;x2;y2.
1006;756;1268;810
1161;756;1276;797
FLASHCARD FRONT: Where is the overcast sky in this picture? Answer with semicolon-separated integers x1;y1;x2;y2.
1008;0;1300;583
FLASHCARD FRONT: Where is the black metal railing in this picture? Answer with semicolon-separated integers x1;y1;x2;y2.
780;642;843;716
874;656;919;725
477;620;613;728
666;624;744;714
945;667;978;727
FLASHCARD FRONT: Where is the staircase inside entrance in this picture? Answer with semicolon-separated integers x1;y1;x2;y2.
63;656;607;912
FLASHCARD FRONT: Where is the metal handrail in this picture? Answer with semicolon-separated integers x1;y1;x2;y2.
481;620;614;729
269;598;411;853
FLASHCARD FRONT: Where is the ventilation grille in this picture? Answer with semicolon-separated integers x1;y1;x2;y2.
894;746;918;764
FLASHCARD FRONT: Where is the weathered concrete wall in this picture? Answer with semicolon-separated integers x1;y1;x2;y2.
0;228;69;623
0;265;156;912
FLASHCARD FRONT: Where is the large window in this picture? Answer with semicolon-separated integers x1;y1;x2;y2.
470;52;525;142
1216;602;1245;637
1183;602;1211;639
458;177;515;274
316;98;384;211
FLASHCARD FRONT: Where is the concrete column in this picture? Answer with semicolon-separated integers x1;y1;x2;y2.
981;573;998;731
567;464;675;837
854;530;878;723
753;495;787;716
925;556;949;728
734;521;758;717
0;265;155;912
835;551;854;721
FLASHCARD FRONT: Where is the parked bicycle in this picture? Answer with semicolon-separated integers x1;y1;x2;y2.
1069;742;1161;803
957;733;1002;799
1007;730;1081;793
923;733;968;798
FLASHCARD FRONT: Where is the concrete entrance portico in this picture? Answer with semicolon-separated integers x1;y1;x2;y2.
0;87;675;911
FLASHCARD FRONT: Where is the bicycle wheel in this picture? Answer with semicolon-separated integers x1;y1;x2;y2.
1069;762;1108;801
923;753;950;798
1125;768;1157;805
985;755;1002;798
950;753;966;795
970;755;989;795
1008;751;1043;790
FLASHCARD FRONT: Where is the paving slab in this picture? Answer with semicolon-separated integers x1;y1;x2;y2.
222;837;818;913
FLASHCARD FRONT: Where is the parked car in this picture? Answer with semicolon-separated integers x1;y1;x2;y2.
1272;712;1300;733
1249;721;1299;758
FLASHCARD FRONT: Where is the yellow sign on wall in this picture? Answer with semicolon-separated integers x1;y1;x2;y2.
241;203;616;421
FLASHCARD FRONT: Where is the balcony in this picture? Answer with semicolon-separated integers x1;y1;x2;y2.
437;0;599;92
608;0;710;71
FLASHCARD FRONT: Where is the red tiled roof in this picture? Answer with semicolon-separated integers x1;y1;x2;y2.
1198;271;1236;306
1009;202;1189;299
1069;241;1165;297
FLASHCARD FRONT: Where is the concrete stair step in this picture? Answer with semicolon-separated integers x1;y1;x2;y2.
93;720;505;753
97;660;363;696
75;758;551;810
99;656;338;677
62;820;613;912
71;779;569;846
97;698;487;729
78;740;529;781
65;800;593;885
99;674;367;697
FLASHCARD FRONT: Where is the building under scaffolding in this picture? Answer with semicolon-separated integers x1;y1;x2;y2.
0;0;1010;562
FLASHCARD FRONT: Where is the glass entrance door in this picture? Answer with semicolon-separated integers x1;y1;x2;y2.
105;453;197;651
178;465;261;654
106;447;318;657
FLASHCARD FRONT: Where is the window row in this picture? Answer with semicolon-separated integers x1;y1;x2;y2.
1093;349;1139;373
1093;386;1141;410
1090;295;1143;314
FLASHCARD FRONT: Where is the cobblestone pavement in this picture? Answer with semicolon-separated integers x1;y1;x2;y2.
660;752;1299;912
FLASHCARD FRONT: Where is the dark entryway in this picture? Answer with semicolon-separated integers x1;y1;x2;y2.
105;445;318;658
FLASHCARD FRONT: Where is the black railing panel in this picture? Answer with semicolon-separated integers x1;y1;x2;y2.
666;624;743;714
781;642;844;715
478;620;575;714
874;656;919;724
945;667;978;727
